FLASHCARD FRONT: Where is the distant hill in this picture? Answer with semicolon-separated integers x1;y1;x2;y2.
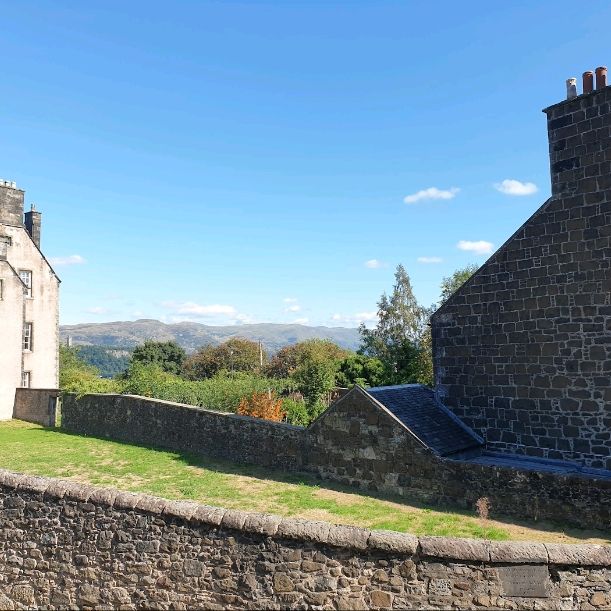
60;319;362;354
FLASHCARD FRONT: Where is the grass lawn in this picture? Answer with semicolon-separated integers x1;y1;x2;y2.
0;420;608;544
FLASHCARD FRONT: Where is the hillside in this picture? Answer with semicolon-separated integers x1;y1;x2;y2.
60;319;362;353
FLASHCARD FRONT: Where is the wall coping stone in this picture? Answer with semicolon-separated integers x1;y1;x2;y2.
1;468;609;566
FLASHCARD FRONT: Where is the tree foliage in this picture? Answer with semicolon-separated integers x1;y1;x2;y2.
237;391;285;422
439;264;479;305
131;340;186;375
59;346;120;395
266;339;348;379
183;338;266;380
359;264;433;386
335;354;385;388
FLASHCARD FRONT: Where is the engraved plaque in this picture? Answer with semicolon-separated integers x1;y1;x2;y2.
498;565;550;598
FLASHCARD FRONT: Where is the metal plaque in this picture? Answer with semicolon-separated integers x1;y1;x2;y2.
498;565;550;598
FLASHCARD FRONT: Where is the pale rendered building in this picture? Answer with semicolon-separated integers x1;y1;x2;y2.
0;180;59;419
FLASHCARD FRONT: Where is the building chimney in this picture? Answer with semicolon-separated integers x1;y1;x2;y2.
566;78;577;100
24;203;42;248
595;66;607;90
543;68;611;198
0;180;25;227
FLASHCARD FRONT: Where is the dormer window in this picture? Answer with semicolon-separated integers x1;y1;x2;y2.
19;270;32;297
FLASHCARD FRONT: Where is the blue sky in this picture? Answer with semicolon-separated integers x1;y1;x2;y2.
1;1;610;327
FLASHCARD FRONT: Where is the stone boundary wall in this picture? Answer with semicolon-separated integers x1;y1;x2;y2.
62;393;305;471
13;388;59;427
0;469;609;610
60;392;611;531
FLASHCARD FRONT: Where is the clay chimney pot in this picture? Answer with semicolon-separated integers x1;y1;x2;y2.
583;71;594;94
595;66;607;90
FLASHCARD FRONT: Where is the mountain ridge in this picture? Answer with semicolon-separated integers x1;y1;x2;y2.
60;319;362;353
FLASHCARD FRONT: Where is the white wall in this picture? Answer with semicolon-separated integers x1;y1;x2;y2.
0;224;59;419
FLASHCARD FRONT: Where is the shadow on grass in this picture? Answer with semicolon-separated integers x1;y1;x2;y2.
14;423;611;543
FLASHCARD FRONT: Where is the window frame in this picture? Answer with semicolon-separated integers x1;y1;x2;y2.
18;269;33;298
21;371;31;388
23;322;33;351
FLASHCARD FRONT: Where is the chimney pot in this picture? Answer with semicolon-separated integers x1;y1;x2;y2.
583;71;594;94
595;66;607;90
566;78;578;99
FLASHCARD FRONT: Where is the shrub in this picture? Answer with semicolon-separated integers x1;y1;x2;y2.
121;363;287;413
237;392;285;422
282;398;310;427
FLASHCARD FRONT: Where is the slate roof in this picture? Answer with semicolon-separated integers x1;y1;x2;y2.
365;384;483;457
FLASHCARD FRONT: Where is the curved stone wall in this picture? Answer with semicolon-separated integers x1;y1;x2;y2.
0;469;609;609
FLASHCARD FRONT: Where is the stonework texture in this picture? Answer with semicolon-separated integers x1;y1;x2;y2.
61;391;611;531
0;470;609;610
431;85;611;469
13;388;59;427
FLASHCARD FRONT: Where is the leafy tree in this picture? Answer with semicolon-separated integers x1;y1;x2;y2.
292;356;337;421
59;346;120;395
183;338;267;380
359;264;433;386
131;340;186;375
336;354;385;388
439;264;479;305
266;339;348;379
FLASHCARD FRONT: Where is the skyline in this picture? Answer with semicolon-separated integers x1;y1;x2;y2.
2;1;610;327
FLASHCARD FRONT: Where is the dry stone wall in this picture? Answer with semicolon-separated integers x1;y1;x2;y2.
61;392;611;531
0;469;610;610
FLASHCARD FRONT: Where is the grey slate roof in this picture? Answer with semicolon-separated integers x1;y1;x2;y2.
365;384;483;457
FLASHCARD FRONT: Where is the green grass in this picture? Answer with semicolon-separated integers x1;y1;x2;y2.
0;420;608;543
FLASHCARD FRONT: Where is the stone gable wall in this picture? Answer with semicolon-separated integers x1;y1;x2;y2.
0;470;609;610
60;392;611;530
431;86;611;469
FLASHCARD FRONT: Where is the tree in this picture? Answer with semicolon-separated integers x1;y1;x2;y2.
359;264;433;386
131;340;186;375
183;338;266;380
336;354;385;388
439;264;479;305
59;346;120;395
266;339;348;379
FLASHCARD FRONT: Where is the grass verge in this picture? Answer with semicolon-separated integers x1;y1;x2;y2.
0;420;608;543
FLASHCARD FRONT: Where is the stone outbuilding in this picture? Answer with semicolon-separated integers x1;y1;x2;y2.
431;70;611;469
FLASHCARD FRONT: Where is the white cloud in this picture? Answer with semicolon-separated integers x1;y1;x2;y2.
293;317;309;325
331;311;378;327
457;240;494;255
283;297;298;304
234;313;255;324
404;186;460;204
85;306;110;315
285;304;301;313
494;179;538;196
49;254;86;266
417;256;443;264
364;259;384;269
161;301;237;317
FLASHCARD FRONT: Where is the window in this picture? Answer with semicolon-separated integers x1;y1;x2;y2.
21;371;31;388
23;322;33;351
19;270;32;297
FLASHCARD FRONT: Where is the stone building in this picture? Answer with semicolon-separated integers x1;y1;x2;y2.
0;181;59;419
431;69;611;469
